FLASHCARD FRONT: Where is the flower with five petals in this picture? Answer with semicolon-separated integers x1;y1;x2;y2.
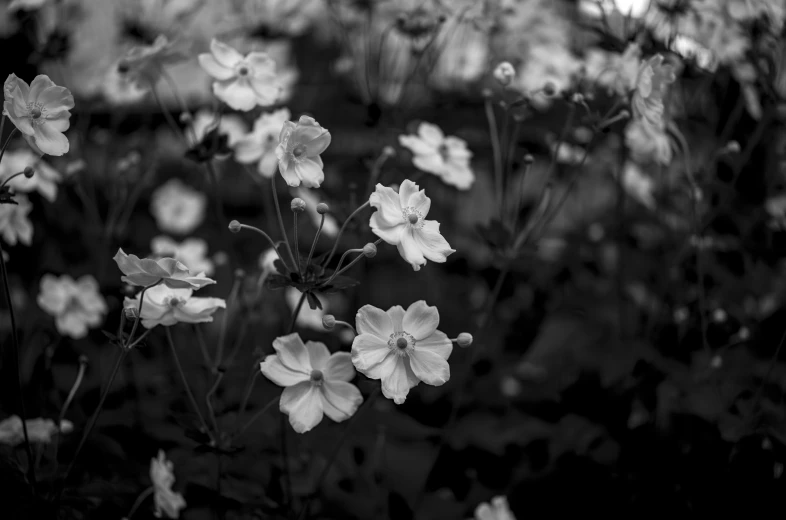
398;122;474;190
123;284;226;329
113;248;216;289
275;115;331;188
234;107;292;177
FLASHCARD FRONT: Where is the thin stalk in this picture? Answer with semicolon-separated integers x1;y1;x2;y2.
484;97;504;217
236;223;283;259
214;277;241;369
233;396;278;440
270;175;297;269
205;371;225;437
0;127;19;164
320;239;382;288
293;212;303;279
149;84;184;142
305;213;326;271
125;486;155;519
236;371;260;428
193;325;214;368
321;201;371;268
288;291;308;333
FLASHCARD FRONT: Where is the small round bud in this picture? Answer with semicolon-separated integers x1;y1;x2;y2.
493;61;516;86
738;326;750;341
618;109;630;120
291;198;306;213
710;355;723;369
179;112;193;124
121;284;136;297
78;354;89;365
571;93;584;104
234;268;246;280
457;332;473;347
316;202;329;214
322;314;336;330
23;166;34;178
712;308;727;323
363;243;377;258
726;141;741;153
382;145;396;157
228;220;242;233
542;82;557;96
523;154;534;165
481;87;493;99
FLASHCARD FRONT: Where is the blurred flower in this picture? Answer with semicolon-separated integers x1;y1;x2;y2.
113;248;216;289
150;450;187;519
275;115;331;188
222;0;326;37
294;186;339;238
124;284;225;329
198;38;280;111
118;35;186;90
352;301;452;404
37;274;108;339
0;415;73;446
0;148;61;202
493;62;516;86
369;180;455;271
622;161;656;209
234;107;291;177
398;122;474;190
150;178;207;235
766;193;786;229
0;194;33;246
632;54;676;128
625;119;672;165
8;0;57;45
472;496;516;520
584;43;642;96
186;110;246;150
102;59;149;106
3;74;74;156
260;332;363;433
430;15;488;91
150;236;214;276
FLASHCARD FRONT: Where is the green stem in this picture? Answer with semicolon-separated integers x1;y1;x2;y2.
233;396;278;440
0;127;19;165
270;175;297;270
205;371;224;438
288;291;308;333
321;201;371;268
125;486;155;519
293;211;303;279
484;98;504;218
305;213;325;272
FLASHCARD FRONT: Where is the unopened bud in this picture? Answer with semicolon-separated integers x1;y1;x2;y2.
523;154;534;164
382;145;396;157
363;243;377;258
228;220;242;233
291;198;306;213
618;109;630;120
493;61;516;86
179;112;193;124
457;332;473;347
316;202;329;214
23;166;34;178
726;141;741;153
322;314;336;330
482;87;493;99
542;82;557;96
234;268;246;280
571;93;584;104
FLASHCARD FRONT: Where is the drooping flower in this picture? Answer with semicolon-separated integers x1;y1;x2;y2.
275;115;331;188
113;248;216;289
0;194;33;246
37;274;108;339
3;74;74;156
631;54;676;129
0;415;73;446
398;122;474;190
369;180;455;271
198;38;281;111
150;450;187;519
260;332;363;433
117;35;187;90
472;496;517;520
234;107;292;177
150;178;207;235
0;148;62;201
150;236;214;277
123;283;226;329
351;301;452;404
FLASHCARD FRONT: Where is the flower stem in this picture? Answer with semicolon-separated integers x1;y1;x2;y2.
484;97;504;218
270;175;297;270
293;211;303;279
205;371;224;437
127;280;162;344
232;396;278;440
320;239;382;288
0;126;19;165
214;276;241;370
305;213;325;272
321;201;371;269
288;291;308;333
125;486;155;519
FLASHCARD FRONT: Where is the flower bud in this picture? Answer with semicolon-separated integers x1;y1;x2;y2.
179;112;193;124
457;332;473;347
493;61;516;86
23;166;34;178
481;87;493;99
571;93;584;104
523;154;534;165
322;314;336;330
726;141;741;153
316;202;329;214
291;198;306;213
234;268;246;280
228;220;242;233
363;243;377;258
542;82;557;96
382;145;396;157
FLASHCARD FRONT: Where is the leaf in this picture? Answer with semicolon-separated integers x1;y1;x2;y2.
264;274;291;290
321;275;360;293
306;291;322;310
273;258;290;277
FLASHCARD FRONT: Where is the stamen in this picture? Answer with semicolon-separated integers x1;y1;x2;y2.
292;144;307;158
396;337;408;349
310;369;324;385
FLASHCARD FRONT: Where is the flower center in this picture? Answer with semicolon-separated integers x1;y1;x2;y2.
168;297;185;308
388;331;416;357
396;337;408;349
236;65;251;77
401;207;424;229
26;103;45;125
31;107;42;119
292;144;307;158
437;143;450;161
310;369;324;386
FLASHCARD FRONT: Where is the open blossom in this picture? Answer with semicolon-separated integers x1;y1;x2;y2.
0;194;33;246
113;248;216;289
198;38;280;111
275;115;331;188
234;107;292;177
632;54;676;128
260;333;363;433
0;415;73;446
473;496;517;520
0;148;61;201
398;122;474;190
186;110;246;150
150;178;207;235
150;236;214;276
150;450;187;518
37;274;108;339
118;35;186;90
351;301;453;404
369;180;455;271
3;74;74;156
123;283;225;329
625;119;672;165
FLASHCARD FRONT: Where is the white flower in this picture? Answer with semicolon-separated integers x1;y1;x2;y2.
0;148;61;201
473;496;516;520
260;332;363;433
150;236;214;276
37;274;108;339
0;415;73;446
351;301;452;404
622;161;656;209
430;17;489;91
123;283;226;329
233;108;291;177
625;119;672;165
275;115;331;188
493;61;516;86
0;194;33;246
150;450;186;519
150;178;207;235
369;180;455;271
186;109;247;150
398;122;474;190
198;38;281;111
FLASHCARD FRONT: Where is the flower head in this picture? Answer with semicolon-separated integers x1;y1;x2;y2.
369;180;455;271
198;38;281;111
625;119;672;165
398;122;474;190
150;450;186;518
473;496;516;520
0;148;61;201
351;301;452;404
275;115;331;188
186;109;247;151
0;194;33;246
234;107;292;177
3;74;73;156
37;274;108;339
118;35;186;90
113;248;216;289
260;332;363;433
493;62;516;86
150;236;214;276
0;415;73;446
632;54;676;128
150;178;207;235
123;283;226;329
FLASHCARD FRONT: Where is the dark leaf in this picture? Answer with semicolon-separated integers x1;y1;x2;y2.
306;291;322;310
264;274;291;290
321;275;360;293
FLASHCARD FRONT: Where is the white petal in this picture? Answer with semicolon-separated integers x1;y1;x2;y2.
381;356;419;404
214;80;257;111
398;179;421;209
280;382;324;433
413;220;455;263
441;162;475;190
416;330;452;359
387;305;406;332
305;341;330;371
293;158;324;188
260;354;309;387
399;134;436;156
417;122;445;147
370;216;404;245
405;189;431;216
272;332;312;372
355;304;394;337
321;381;363;422
369;184;403;228
323;352;355;382
412;154;446;177
408;349;450;386
351;333;393;378
198;54;235;80
403;301;440;340
397;228;426;271
210;39;243;68
233;135;264;163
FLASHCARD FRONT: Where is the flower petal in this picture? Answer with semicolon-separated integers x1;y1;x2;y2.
304;130;331;156
397;228;426;271
417;122;445;147
280;382;323;433
249;77;279;106
351;333;393;378
321;380;363;422
278;162;301;187
414;220;455;263
272;332;312;372
214;79;257;111
399;134;436;156
28;75;55;103
33;124;69;156
381;356;419;404
416;330;452;359
45;111;71;132
234;134;264;163
370;218;403;245
403;301;439;340
355;304;394;337
305;341;330;371
408;349;450;386
369;184;403;228
247;52;277;76
260;354;309;387
210;39;244;68
293;157;324;188
323;352;355;382
198;53;235;81
387;305;405;332
291;116;325;143
176;297;226;323
412;153;445;177
405;189;431;216
398;179;421;209
38;86;74;112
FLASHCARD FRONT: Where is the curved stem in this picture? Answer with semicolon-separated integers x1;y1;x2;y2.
321;201;371;269
270;175;297;270
236;371;260;427
305;213;325;272
126;281;162;347
214;277;241;370
293;212;302;279
320;239;382;288
484;97;504;217
125;486;155;519
288;291;308;333
59;356;88;423
236;224;283;260
0;127;19;165
205;371;224;437
233;396;278;440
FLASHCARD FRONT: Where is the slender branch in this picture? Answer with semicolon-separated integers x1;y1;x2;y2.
0;127;19;165
233;396;278;440
321;201;371;268
484;97;504;218
293;212;303;279
125;486;155;519
306;213;325;271
288;292;308;333
270;175;297;270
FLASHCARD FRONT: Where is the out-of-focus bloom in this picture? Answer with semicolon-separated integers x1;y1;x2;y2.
632;54;676;128
150;178;207;235
260;332;363;433
0;415;73;446
351;301;452;404
198;38;280;111
0;195;33;246
294;186;339;237
493;62;516;86
186;110;247;150
275;115;331;188
3;74;74;156
8;0;56;45
123;283;225;329
515;44;581;109
150;450;187;519
369;180;455;271
37;274;108;339
222;0;326;37
150;236;214;276
625;119;672;165
622;161;656;209
472;496;516;520
766;193;786;229
113;248;216;289
584;43;642;96
101;60;149;106
234;107;291;176
398;122;474;190
429;15;488;91
118;35;186;90
0;148;61;201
